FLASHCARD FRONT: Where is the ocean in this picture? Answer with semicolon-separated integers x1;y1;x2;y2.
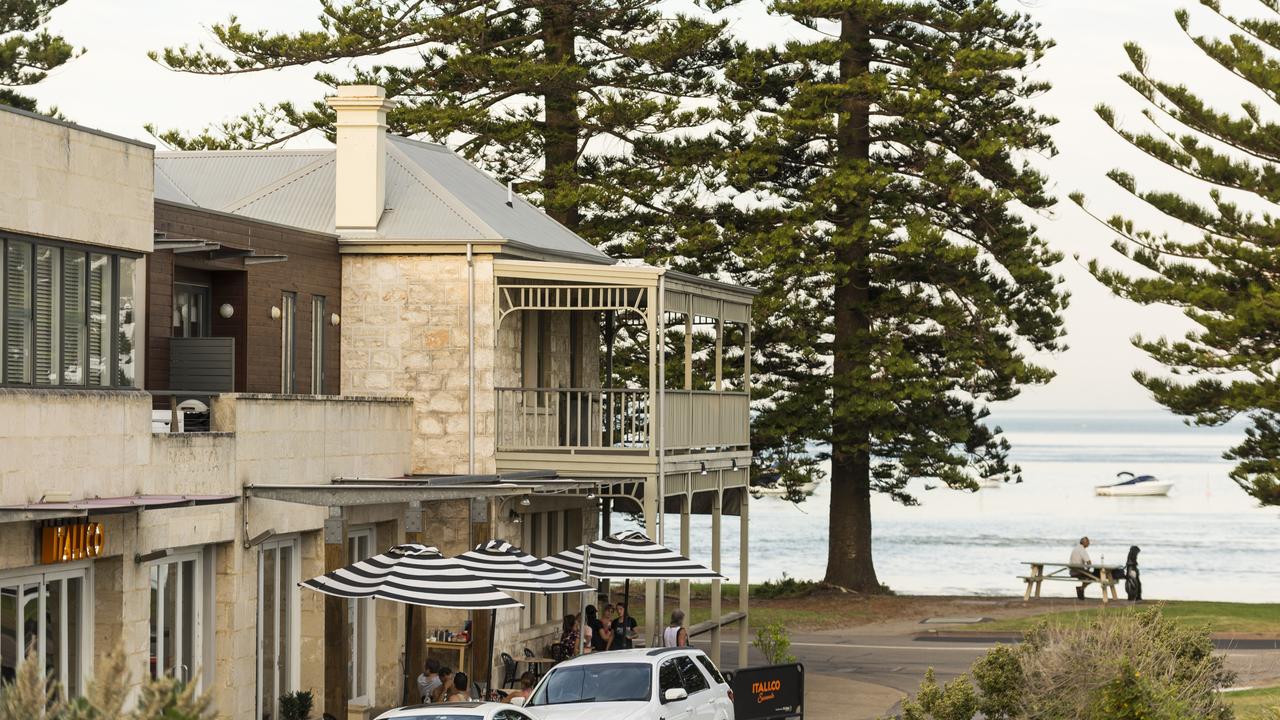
621;412;1280;602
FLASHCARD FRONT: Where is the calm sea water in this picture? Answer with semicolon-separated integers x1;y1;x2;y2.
622;412;1280;602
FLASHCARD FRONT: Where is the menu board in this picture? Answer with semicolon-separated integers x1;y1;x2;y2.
731;663;804;720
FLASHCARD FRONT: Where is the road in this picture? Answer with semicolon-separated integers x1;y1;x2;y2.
696;628;1280;715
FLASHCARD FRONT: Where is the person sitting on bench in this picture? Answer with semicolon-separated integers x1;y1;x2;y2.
1069;536;1093;600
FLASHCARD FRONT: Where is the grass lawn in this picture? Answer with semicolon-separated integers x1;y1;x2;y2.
1224;686;1280;719
979;601;1280;635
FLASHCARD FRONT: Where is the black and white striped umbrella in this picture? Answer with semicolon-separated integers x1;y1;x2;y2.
544;530;725;580
452;540;592;594
300;543;522;609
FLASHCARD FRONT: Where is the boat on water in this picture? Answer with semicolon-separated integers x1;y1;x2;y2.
1095;472;1174;497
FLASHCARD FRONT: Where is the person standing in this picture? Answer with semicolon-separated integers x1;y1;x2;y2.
612;604;638;650
662;609;689;647
1069;536;1093;600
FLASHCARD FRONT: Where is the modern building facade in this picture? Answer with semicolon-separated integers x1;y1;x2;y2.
1;84;754;720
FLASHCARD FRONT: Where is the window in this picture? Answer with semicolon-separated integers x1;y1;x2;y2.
675;655;709;694
521;311;551;407
347;527;374;702
528;663;652;706
0;566;90;697
148;552;202;684
658;659;684;702
1;235;137;388
258;537;299;720
280;292;296;393
173;283;210;338
311;296;325;394
696;655;725;685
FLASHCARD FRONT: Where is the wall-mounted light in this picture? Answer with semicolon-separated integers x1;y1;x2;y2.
586;490;597;500
330;313;341;327
269;306;282;320
699;462;708;476
219;303;235;319
519;496;531;507
730;459;738;471
508;510;522;524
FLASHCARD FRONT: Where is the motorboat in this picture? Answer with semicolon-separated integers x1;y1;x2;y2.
1095;472;1173;497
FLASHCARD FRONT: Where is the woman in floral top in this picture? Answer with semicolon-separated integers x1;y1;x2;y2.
558;614;581;659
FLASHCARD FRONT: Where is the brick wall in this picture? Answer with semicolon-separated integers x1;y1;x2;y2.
151;202;342;395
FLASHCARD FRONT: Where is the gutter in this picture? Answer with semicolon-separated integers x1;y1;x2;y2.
468;243;476;474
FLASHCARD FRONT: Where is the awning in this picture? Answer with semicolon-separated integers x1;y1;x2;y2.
244;472;599;507
0;494;237;523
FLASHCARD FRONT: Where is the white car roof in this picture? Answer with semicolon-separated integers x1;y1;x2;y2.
377;701;516;718
548;648;705;668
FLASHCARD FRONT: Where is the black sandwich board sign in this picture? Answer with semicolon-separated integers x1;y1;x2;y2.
730;663;804;720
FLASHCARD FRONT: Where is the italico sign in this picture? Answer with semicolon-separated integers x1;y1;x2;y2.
731;663;804;720
40;522;105;564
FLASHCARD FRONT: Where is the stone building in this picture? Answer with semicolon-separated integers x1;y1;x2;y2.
1;84;755;720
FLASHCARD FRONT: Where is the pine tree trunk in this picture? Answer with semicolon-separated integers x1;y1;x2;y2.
824;10;881;593
541;0;581;229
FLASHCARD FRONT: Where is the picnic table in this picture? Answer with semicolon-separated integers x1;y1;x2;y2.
1020;562;1123;603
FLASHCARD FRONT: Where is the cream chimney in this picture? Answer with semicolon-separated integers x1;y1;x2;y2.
326;85;397;236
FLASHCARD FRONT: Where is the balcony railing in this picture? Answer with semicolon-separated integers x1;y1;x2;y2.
495;387;749;452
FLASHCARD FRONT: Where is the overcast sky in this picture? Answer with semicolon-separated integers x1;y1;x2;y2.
21;0;1263;414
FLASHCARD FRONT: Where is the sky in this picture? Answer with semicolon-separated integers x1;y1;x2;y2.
19;0;1265;414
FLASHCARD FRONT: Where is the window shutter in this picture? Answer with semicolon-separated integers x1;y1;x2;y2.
88;253;112;386
62;250;87;385
33;245;60;385
4;242;33;384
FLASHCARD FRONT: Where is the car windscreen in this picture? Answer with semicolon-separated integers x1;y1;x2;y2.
526;662;652;705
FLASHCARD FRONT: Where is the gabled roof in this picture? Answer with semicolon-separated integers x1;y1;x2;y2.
154;137;613;265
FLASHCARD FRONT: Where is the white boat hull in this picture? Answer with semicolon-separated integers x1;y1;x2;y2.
1095;481;1173;497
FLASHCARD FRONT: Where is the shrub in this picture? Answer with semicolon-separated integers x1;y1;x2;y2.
0;645;210;720
752;622;797;665
894;607;1235;720
278;690;314;720
755;574;821;599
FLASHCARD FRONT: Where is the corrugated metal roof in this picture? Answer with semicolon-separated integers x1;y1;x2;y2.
389;136;612;262
153;138;614;264
155;150;331;211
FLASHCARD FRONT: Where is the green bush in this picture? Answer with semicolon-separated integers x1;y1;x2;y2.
752;622;797;665
278;690;314;720
895;607;1235;720
0;646;210;720
755;574;821;599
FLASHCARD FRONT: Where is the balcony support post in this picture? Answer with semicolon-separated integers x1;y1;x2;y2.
714;310;724;392
642;473;659;646
710;480;722;664
684;312;693;391
738;487;750;668
679;492;691;620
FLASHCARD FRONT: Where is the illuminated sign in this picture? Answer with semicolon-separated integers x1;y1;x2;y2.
731;663;804;720
40;522;104;564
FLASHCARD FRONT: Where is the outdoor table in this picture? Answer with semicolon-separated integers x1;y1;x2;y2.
1020;562;1123;603
425;639;471;674
520;655;556;676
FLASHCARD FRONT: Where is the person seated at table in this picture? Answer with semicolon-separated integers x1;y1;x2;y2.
417;658;442;702
444;671;470;702
1069;536;1093;600
506;672;536;706
431;667;453;703
558;614;581;658
612;604;638;649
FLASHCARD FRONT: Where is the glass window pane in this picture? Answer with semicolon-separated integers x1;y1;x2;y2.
61;250;86;386
149;565;160;679
278;546;292;696
33;245;60;385
1;584;17;683
20;584;38;678
280;293;296;393
260;549;277;719
65;577;81;697
311;296;324;394
88;254;111;387
44;579;62;691
4;242;33;384
181;560;195;684
162;563;177;678
115;257;136;386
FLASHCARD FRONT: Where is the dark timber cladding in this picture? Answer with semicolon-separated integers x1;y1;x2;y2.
149;201;342;395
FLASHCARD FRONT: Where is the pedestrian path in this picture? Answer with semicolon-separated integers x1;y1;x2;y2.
805;672;905;720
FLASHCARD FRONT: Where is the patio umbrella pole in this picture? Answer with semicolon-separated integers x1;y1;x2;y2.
580;544;591;656
485;606;497;697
